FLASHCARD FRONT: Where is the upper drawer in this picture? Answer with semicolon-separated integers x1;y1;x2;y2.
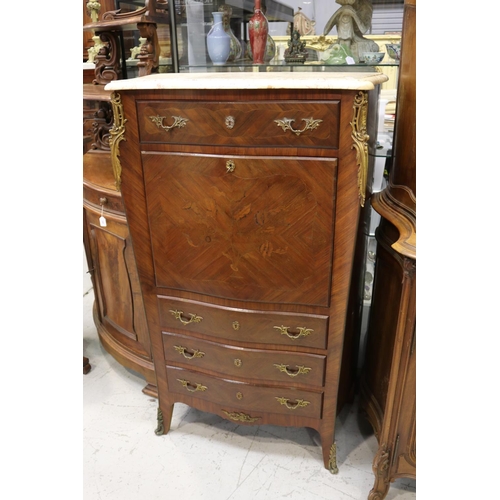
136;100;340;149
158;296;329;350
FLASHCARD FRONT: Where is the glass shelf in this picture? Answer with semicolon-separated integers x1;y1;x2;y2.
178;62;399;72
369;144;393;158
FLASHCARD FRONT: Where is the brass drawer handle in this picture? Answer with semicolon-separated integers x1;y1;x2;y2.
169;309;203;326
274;364;312;377
149;114;189;132
222;410;260;423
275;397;310;410
174;345;205;360
177;379;207;393
274;117;323;136
273;325;313;339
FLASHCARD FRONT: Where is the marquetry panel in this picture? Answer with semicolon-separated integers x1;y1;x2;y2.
142;152;337;306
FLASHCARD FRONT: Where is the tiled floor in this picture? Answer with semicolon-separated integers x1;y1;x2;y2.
83;259;416;500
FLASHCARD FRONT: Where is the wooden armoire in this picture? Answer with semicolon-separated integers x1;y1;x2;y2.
359;1;416;498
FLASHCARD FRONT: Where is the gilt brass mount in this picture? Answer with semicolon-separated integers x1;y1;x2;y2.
274;364;312;377
177;379;207;392
329;443;339;474
109;92;127;191
222;410;260;423
350;91;369;207
169;309;203;326
150;114;189;132
154;407;164;435
275;397;310;410
273;325;313;339
174;345;205;360
274;117;323;136
226;160;235;173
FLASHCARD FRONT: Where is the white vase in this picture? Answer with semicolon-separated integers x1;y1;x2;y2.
207;12;231;66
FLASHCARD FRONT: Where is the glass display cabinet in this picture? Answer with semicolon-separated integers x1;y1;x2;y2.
166;0;401;77
84;1;401;78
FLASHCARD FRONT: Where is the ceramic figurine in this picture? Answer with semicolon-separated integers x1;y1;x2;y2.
293;7;316;36
87;35;105;63
128;38;147;60
86;1;101;23
323;0;379;62
322;43;352;65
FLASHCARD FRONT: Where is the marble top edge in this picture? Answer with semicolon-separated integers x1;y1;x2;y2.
105;72;388;92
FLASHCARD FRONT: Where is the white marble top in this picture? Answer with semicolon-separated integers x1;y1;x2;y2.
105;71;388;92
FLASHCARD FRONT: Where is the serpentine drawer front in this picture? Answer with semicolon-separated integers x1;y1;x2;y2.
106;72;387;472
137;100;340;149
157;296;329;350
162;332;326;388
166;365;323;419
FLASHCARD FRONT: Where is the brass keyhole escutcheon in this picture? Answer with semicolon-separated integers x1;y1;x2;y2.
232;321;240;331
236;392;243;400
226;160;235;173
225;116;235;129
234;359;242;367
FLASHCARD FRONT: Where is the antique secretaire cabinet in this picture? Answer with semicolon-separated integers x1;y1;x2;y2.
105;71;387;472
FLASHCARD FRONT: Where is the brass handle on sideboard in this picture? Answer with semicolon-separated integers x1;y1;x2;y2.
149;114;189;132
274;117;323;136
169;309;203;326
275;397;310;410
273;325;313;340
174;345;205;360
176;379;207;393
274;364;312;377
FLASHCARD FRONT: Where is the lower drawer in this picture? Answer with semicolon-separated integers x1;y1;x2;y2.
166;365;323;420
163;332;326;387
